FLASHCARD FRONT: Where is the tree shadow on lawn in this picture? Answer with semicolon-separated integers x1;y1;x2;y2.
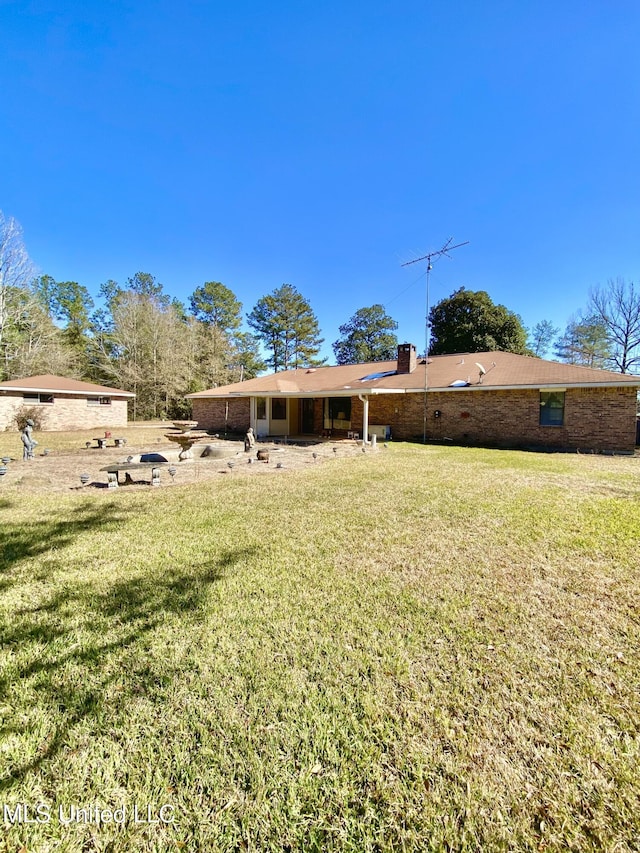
0;544;257;791
0;500;129;576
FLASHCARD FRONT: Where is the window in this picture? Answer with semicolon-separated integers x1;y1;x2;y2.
87;396;111;406
271;398;287;420
256;397;266;420
540;391;565;426
324;397;351;430
23;393;54;404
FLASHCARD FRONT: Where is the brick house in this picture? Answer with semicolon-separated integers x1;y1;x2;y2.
187;345;640;453
0;375;135;431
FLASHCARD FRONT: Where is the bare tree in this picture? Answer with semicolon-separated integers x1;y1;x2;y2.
8;309;72;378
97;285;196;420
0;211;37;376
589;278;640;374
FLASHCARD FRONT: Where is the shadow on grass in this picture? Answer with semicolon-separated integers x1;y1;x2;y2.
0;501;129;574
0;545;256;791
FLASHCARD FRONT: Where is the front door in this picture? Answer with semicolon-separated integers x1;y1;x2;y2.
300;398;314;433
253;397;268;438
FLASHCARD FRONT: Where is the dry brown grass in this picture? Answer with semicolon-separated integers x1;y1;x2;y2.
1;441;639;851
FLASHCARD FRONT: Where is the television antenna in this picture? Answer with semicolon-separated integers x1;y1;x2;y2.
401;238;469;443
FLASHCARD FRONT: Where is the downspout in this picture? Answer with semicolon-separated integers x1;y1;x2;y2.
358;394;369;444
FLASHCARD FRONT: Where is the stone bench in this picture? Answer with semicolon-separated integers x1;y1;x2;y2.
93;437;127;449
100;461;167;487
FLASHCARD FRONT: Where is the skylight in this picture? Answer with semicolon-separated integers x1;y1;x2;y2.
359;370;397;382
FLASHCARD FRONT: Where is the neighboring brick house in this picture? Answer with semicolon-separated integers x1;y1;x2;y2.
0;375;135;431
187;345;640;453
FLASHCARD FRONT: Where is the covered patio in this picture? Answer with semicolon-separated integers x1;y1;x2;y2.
249;392;388;444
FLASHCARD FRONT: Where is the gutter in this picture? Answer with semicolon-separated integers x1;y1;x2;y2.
187;379;640;400
0;387;135;398
400;381;640;393
188;388;406;399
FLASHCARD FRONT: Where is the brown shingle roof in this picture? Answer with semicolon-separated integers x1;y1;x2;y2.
187;352;640;398
0;374;135;397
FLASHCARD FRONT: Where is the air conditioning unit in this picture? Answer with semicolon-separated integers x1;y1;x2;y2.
368;425;391;440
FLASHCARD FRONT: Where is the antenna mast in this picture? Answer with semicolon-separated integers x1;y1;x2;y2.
402;238;469;443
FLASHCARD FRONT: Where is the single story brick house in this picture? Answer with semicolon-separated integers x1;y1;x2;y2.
0;375;135;431
187;344;640;453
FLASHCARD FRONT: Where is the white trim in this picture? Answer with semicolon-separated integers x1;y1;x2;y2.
401;381;640;393
358;394;370;445
22;393;54;404
0;385;134;398
189;379;640;401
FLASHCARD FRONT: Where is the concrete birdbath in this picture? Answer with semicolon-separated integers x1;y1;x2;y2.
165;431;209;460
171;420;198;433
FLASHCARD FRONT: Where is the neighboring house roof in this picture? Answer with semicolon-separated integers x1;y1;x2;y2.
187;351;640;399
0;374;135;398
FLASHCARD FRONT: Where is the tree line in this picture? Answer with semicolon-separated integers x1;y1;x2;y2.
0;211;401;419
1;210;638;420
428;284;640;375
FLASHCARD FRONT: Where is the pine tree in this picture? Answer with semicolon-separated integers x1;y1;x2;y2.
247;284;324;371
332;304;398;364
554;314;611;368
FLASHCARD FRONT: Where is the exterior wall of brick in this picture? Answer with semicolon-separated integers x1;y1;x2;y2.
349;386;637;452
191;397;251;432
191;385;638;452
0;395;23;430
397;343;417;375
0;392;129;431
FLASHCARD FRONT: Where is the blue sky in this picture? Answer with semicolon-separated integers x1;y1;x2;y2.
2;0;639;362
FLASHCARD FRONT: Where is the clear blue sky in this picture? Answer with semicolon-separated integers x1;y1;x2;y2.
2;0;639;362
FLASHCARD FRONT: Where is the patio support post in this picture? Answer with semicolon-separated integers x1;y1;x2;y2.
358;394;370;444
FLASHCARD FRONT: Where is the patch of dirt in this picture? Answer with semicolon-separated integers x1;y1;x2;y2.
0;439;375;495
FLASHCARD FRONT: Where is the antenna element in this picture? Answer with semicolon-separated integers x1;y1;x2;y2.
401;238;469;443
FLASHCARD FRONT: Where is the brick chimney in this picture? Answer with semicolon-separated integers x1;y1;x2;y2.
397;343;417;374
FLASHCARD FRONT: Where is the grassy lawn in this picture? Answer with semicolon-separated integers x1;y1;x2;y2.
1;442;639;852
